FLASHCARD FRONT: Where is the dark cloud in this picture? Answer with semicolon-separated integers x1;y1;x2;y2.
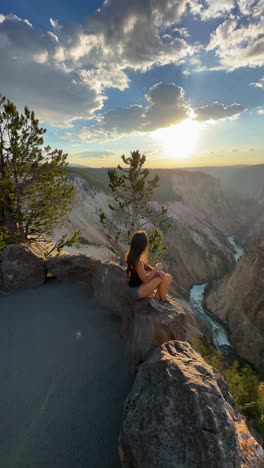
195;102;246;122
64;83;244;142
0;14;103;126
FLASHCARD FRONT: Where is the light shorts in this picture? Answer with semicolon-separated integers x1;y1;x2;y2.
128;286;140;300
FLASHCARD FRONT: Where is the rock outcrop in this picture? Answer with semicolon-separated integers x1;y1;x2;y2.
205;244;264;374
119;341;264;468
47;254;131;316
125;297;186;370
47;254;187;361
0;244;46;291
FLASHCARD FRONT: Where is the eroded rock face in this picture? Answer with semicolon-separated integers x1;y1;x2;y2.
119;341;264;468
92;261;129;316
205;244;264;375
0;244;46;291
125;297;186;370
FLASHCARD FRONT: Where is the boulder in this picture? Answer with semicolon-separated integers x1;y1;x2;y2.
92;261;129;316
124;297;186;370
47;255;129;315
47;254;99;291
0;244;46;291
119;341;264;468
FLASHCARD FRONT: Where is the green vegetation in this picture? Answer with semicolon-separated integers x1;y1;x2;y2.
0;95;79;252
67;166;110;193
192;337;264;436
99;150;172;258
68;166;184;203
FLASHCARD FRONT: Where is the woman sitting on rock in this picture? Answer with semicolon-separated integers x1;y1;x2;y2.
126;230;173;306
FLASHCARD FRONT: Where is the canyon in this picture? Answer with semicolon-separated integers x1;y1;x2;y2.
0;163;263;467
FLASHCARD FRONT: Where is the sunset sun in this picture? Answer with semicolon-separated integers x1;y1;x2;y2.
151;120;201;159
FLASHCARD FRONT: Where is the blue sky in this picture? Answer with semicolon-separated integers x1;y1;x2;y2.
0;0;264;167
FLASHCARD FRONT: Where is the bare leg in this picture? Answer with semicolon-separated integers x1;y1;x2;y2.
155;289;160;299
138;276;162;299
157;274;172;301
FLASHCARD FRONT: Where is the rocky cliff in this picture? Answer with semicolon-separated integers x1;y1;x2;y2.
205;244;264;375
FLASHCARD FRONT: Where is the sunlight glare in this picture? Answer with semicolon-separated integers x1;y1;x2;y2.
151;120;201;159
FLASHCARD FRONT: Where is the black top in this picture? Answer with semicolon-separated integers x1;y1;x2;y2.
128;262;148;287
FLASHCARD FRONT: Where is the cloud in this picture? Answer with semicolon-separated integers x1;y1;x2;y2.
250;76;264;89
50;0;195;76
143;83;192;130
0;14;104;126
70;150;114;158
207;17;264;70
67;83;191;141
256;106;264;114
189;0;235;20
238;0;264;17
64;83;244;142
0;3;198;126
195;102;246;122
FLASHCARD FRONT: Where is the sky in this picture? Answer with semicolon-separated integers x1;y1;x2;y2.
0;0;264;168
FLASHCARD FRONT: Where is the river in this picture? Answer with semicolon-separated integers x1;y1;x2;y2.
190;235;244;353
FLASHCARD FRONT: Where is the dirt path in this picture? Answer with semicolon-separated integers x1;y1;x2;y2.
0;281;132;468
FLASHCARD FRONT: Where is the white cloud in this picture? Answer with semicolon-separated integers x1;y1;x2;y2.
250;76;264;89
256;106;264;114
207;17;264;69
33;50;49;64
195;102;246;121
189;0;235;20
49;18;62;30
79;65;129;94
238;0;264;16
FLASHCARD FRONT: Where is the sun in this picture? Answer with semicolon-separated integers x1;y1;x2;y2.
151;119;201;159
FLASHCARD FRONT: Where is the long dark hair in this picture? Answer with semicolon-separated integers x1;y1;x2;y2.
126;231;148;276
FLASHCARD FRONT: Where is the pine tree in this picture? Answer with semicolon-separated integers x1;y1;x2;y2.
0;95;74;245
100;150;171;258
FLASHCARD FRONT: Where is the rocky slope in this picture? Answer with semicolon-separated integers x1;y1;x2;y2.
205;244;264;375
52;174;114;261
165;169;237;233
61;172;237;291
226;164;264;205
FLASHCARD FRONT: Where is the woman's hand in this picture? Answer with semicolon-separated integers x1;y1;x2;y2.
155;262;162;271
155;270;165;278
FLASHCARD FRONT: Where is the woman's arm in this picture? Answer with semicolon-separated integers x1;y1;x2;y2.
136;260;159;283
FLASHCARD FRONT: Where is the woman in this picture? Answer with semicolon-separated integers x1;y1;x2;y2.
126;230;173;305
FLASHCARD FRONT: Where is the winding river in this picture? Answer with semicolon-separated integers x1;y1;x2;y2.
190;235;244;353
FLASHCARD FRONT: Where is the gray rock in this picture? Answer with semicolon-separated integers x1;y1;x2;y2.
47;254;99;295
47;254;129;314
0;244;46;291
92;261;129;316
125;297;187;370
119;341;264;468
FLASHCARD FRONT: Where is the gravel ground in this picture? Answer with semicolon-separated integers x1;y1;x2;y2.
0;281;132;468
